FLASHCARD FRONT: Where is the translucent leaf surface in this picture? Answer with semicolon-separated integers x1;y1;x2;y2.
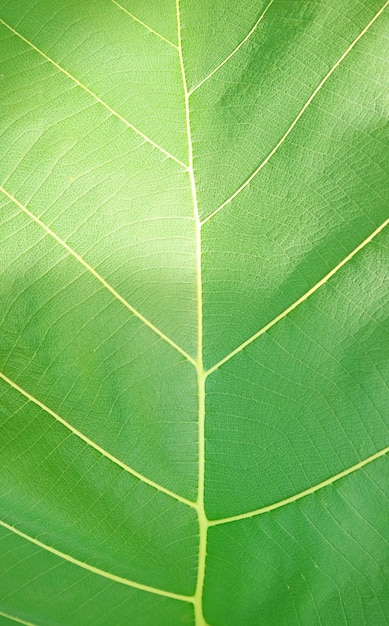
0;1;388;625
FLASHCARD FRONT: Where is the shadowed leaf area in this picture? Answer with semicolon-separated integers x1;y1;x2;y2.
0;1;388;625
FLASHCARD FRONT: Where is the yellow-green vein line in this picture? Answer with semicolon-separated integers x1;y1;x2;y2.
0;611;36;626
188;0;273;96
0;185;196;367
209;447;389;525
110;0;178;48
206;218;389;376
0;18;187;169
176;3;209;625
0;372;196;509
0;520;194;602
201;1;389;225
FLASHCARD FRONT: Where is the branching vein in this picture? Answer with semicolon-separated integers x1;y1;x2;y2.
209;446;389;526
1;3;388;620
206;218;389;375
201;1;389;225
0;18;187;169
0;519;194;602
0;611;35;626
110;0;178;48
176;3;208;625
0;185;196;366
189;0;273;96
0;371;196;508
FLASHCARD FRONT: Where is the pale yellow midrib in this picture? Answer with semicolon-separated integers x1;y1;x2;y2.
0;18;187;170
176;2;208;625
0;447;385;608
1;5;388;620
0;12;201;612
208;446;389;526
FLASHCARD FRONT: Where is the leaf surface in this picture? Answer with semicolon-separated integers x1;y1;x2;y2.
0;1;388;625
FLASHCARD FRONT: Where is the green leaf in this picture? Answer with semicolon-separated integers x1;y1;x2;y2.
0;1;388;625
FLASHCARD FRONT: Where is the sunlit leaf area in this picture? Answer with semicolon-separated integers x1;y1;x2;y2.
0;1;388;624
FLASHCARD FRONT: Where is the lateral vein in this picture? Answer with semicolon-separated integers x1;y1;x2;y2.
206;218;389;375
0;185;196;366
201;1;389;225
110;0;178;48
0;611;36;626
0;18;187;169
209;447;389;526
0;520;194;602
189;0;274;96
0;371;196;508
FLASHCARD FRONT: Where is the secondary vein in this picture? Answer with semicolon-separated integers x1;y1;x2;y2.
110;0;178;48
188;0;274;96
0;520;194;602
0;371;196;508
0;185;196;366
0;18;187;169
0;610;36;626
206;218;389;375
201;1;389;225
209;446;389;525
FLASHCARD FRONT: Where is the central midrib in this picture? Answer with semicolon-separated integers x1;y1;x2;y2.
176;2;208;625
4;4;387;623
175;18;389;625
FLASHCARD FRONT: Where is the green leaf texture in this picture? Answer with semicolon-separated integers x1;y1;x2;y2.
0;1;388;624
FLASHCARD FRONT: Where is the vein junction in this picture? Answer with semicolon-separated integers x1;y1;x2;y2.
0;519;193;603
110;0;178;48
176;2;208;624
0;370;195;508
0;18;187;169
200;0;389;225
1;3;388;620
0;185;195;367
207;218;389;375
208;447;389;526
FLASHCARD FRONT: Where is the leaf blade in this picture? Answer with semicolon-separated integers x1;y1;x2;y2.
0;1;388;624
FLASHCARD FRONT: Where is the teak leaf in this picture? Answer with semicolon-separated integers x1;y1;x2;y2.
0;1;388;625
